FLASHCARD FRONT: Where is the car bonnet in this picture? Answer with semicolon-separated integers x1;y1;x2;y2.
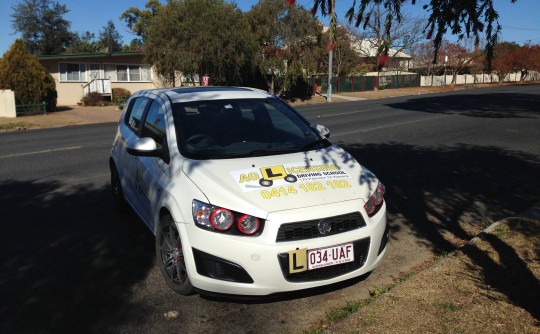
182;145;378;218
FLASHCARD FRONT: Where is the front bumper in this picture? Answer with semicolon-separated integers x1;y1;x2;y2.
177;199;388;296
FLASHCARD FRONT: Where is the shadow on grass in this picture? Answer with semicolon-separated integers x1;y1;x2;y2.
0;180;154;334
462;220;540;320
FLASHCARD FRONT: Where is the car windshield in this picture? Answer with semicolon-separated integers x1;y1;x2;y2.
172;98;328;159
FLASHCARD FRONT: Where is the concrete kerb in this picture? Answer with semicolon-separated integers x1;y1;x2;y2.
330;94;367;101
469;202;540;246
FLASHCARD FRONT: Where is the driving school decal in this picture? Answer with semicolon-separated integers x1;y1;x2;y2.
230;162;351;199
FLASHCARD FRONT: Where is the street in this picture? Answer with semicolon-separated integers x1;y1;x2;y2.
1;84;539;333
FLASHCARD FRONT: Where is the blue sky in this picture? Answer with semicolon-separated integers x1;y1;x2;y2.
1;0;539;56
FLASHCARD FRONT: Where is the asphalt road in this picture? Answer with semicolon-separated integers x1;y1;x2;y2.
1;84;539;333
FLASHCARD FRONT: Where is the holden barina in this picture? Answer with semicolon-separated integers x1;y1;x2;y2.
110;86;388;296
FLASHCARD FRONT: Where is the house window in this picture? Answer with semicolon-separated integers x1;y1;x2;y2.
59;63;87;82
89;63;101;80
104;64;152;82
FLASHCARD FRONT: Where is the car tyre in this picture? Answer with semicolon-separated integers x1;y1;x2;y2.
156;215;194;295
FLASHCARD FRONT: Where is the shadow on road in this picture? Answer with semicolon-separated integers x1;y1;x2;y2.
340;142;540;318
386;92;540;118
0;180;155;334
1;141;539;332
341;142;540;251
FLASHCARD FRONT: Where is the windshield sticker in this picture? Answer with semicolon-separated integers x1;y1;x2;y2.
231;162;350;195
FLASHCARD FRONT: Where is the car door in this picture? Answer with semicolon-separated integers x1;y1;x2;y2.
117;95;152;209
131;97;171;229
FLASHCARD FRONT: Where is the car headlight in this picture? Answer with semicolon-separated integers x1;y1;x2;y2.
192;200;263;236
364;182;385;217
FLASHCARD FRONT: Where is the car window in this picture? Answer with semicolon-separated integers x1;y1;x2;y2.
172;98;325;159
265;99;310;139
126;97;150;133
141;100;166;146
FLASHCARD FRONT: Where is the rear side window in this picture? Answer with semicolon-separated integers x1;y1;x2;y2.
126;97;150;133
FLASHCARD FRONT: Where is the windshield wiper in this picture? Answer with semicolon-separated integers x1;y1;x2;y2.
246;147;301;157
300;139;328;151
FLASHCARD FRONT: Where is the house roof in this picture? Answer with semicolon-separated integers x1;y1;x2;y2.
322;26;412;59
351;38;412;59
36;51;143;60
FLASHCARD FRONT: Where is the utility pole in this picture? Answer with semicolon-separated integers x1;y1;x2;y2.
328;49;333;102
327;0;336;102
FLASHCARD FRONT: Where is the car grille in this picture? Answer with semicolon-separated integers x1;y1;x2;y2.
275;212;366;242
277;238;370;283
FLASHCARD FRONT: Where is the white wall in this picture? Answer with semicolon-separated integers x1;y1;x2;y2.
0;90;16;118
420;71;537;86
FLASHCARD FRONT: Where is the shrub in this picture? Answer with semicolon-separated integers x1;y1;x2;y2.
82;92;104;106
0;39;57;112
112;88;131;104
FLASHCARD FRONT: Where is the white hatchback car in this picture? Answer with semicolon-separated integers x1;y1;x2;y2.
110;87;388;296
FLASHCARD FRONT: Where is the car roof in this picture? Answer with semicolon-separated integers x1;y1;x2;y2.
134;86;274;103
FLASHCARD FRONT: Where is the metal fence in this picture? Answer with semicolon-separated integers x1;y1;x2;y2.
310;74;420;95
16;102;47;116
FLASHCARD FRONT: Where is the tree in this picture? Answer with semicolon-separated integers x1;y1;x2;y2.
438;41;477;84
510;44;540;81
122;39;145;52
409;41;443;75
66;31;98;54
97;20;123;52
120;0;162;47
318;25;359;76
10;0;76;55
346;5;425;72
490;42;540;82
247;0;321;95
144;0;255;86
492;41;520;82
0;40;57;111
289;0;518;68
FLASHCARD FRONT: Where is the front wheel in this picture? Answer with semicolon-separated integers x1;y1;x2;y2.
156;215;194;295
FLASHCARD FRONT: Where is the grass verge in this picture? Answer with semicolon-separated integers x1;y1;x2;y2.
307;218;540;334
0;122;35;131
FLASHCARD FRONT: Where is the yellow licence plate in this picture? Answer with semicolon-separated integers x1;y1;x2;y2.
288;243;354;273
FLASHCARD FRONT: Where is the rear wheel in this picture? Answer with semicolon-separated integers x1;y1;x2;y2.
156;215;194;295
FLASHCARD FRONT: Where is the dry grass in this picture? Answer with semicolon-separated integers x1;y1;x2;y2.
0;105;121;131
313;219;540;334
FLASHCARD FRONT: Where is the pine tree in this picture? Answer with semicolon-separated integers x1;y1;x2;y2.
0;40;57;112
97;20;123;52
10;0;76;55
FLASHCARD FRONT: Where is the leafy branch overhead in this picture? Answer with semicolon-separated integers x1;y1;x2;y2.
288;0;518;67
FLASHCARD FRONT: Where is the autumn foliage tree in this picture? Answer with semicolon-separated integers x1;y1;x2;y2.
492;42;520;81
0;40;57;111
492;42;540;81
